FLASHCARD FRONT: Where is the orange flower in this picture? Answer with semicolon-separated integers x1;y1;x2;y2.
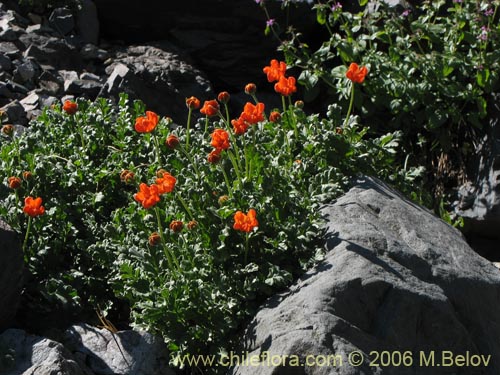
186;96;201;110
134;183;161;209
233;209;258;233
217;91;230;104
155;172;176;194
231;117;249;135
263;59;287;82
207;148;222;164
166;134;179;149
1;124;14;136
63;100;78;115
148;232;161;246
200;100;220;117
274;76;297;96
8;176;21;189
240;102;265;124
169;220;184;233
269;111;281;123
244;83;257;95
135;111;159;133
211;129;230;150
23;196;45;217
346;62;368;84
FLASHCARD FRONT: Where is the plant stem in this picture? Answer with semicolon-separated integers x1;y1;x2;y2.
343;82;356;127
22;216;32;262
185;108;193;149
153;133;161;166
155;206;177;272
220;163;233;198
244;233;249;264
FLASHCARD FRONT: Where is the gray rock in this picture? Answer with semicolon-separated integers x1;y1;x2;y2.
232;177;500;375
49;7;75;35
64;78;102;97
102;43;212;122
5;80;28;95
0;28;17;41
63;323;176;375
80;43;109;61
0;53;11;71
455;93;500;259
0;329;90;375
23;37;83;71
0;220;22;331
80;72;101;82
0;41;20;58
25;24;56;35
0;99;26;125
76;0;99;45
0;81;13;98
14;59;38;83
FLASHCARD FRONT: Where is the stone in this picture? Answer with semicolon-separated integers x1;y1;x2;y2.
76;0;99;45
0;220;23;332
14;58;38;83
232;177;500;375
80;72;101;81
23;37;83;71
0;329;90;375
80;43;109;61
5;79;28;95
0;28;17;41
102;43;212;122
0;81;13;98
455;93;500;259
64;78;102;97
63;323;176;375
0;53;11;71
0;41;20;58
0;99;26;124
49;7;75;35
25;23;56;35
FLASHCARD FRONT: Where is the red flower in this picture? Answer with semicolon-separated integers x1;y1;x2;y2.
135;111;159;133
240;102;265;124
346;63;368;84
233;209;258;233
8;176;21;189
244;83;257;95
231;117;249;135
211;129;230;150
269;111;281;123
200;100;220;117
169;220;184;233
63;100;78;115
217;91;230;104
155;172;176;194
207;148;222;164
186;96;201;110
23;196;45;217
274;76;297;96
263;59;287;82
166;134;179;149
134;183;161;209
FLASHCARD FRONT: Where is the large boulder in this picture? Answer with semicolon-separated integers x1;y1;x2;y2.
0;220;23;332
63;323;176;375
0;329;90;375
231;177;500;375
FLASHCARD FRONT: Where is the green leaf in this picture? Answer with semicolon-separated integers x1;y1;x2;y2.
317;9;326;25
476;68;490;88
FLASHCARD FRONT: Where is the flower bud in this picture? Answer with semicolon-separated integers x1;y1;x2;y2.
217;91;230;104
22;171;32;180
186;96;201;110
244;83;257;95
148;232;161;246
218;195;230;206
187;220;198;230
120;170;135;183
207;149;222;164
166;134;179;149
294;100;304;109
335;127;343;135
2;124;14;136
156;169;168;178
8;176;21;189
169;220;184;233
269;111;281;123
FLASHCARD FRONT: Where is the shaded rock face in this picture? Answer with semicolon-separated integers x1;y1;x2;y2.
231;177;500;375
0;220;23;332
455;93;500;259
94;0;299;92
